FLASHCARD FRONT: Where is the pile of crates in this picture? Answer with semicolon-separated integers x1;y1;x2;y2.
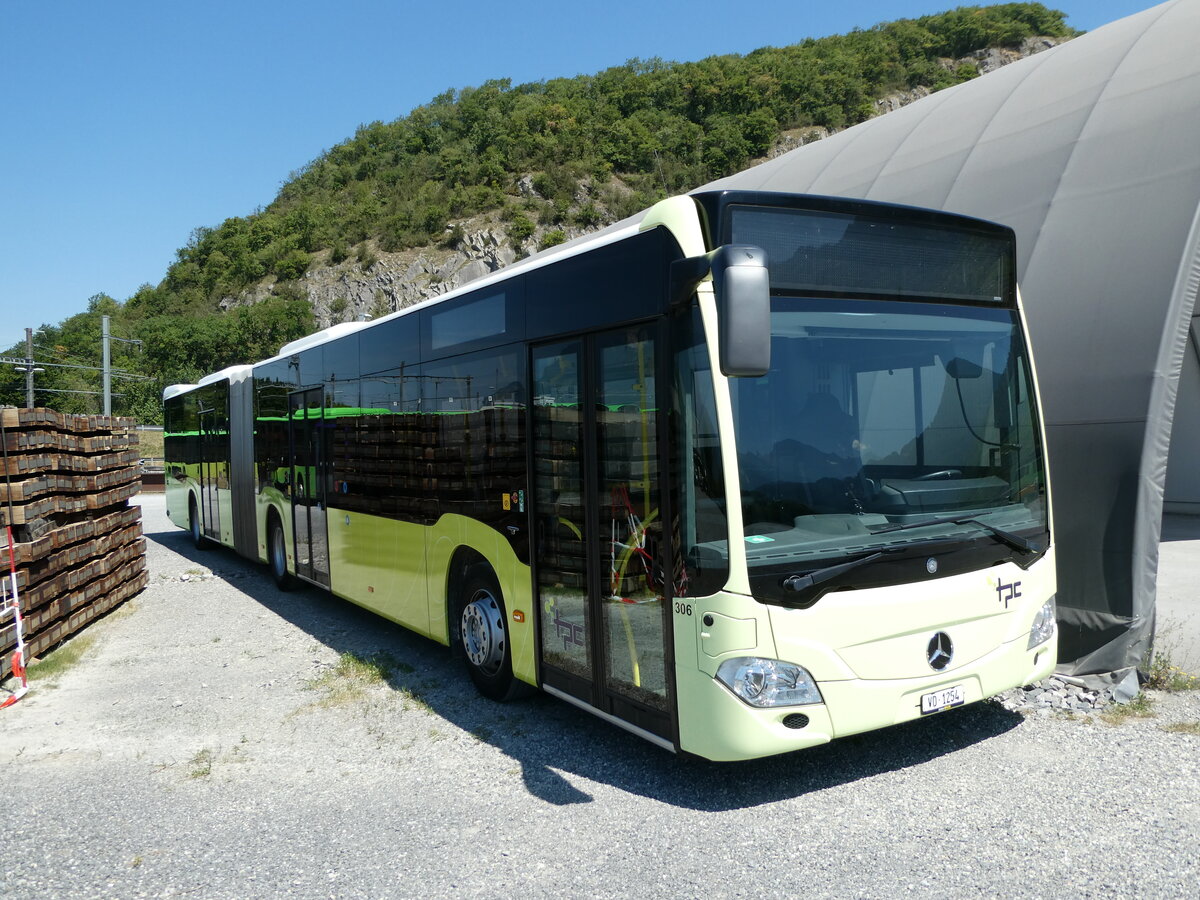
1;408;147;680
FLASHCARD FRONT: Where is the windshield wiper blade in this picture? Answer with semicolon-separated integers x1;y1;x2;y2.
871;515;1041;555
778;537;957;606
782;550;886;595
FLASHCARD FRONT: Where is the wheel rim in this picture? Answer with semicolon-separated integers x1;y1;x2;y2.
461;589;505;676
190;504;200;542
270;523;286;576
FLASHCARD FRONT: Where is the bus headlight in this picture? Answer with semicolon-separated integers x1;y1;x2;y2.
715;657;823;708
1027;596;1057;649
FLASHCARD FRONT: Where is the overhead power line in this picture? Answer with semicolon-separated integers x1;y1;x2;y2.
2;318;151;411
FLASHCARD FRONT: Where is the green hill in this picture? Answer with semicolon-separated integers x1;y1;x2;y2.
0;3;1077;421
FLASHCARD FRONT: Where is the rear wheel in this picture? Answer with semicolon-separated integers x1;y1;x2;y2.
458;568;518;701
188;497;209;551
268;514;297;591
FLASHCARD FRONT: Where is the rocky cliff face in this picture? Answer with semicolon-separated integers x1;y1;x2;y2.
222;36;1067;332
224;224;517;322
220;214;600;327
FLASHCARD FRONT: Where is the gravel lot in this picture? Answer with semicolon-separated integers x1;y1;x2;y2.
2;494;1199;899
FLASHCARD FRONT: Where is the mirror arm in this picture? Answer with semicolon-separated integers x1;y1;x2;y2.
669;255;713;308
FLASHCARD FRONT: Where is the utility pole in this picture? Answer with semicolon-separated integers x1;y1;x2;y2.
100;316;143;416
14;328;45;409
102;315;111;416
25;328;35;408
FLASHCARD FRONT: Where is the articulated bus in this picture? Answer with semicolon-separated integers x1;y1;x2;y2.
164;191;1057;761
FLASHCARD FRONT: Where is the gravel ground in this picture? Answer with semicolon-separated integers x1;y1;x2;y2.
2;493;1199;899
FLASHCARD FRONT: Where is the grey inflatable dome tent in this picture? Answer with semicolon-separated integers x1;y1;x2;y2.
694;0;1200;682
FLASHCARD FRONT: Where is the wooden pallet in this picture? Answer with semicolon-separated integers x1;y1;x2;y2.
0;467;140;504
2;566;149;680
1;430;139;456
0;449;141;478
2;481;140;527
16;523;144;593
0;407;137;433
21;542;147;619
8;506;142;567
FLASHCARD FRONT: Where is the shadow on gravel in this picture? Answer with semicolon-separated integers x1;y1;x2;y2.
147;526;1028;812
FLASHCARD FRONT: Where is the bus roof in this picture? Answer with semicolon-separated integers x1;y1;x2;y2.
162;383;198;401
198;364;253;387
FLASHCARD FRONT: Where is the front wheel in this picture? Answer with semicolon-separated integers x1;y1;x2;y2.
268;515;297;591
458;568;518;701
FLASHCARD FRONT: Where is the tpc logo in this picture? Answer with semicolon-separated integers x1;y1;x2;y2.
995;579;1022;608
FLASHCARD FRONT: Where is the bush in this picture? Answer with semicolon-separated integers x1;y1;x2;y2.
1144;650;1200;691
572;202;602;228
507;213;535;246
442;223;465;249
274;248;311;281
538;230;567;250
369;290;393;319
356;242;378;270
417;204;447;237
539;198;569;225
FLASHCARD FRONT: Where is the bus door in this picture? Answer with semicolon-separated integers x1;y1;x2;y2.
531;324;674;743
197;404;221;541
288;387;331;587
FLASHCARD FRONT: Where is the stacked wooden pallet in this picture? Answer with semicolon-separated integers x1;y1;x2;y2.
1;408;147;679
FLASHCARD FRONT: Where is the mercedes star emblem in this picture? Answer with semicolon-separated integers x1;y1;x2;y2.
927;632;954;670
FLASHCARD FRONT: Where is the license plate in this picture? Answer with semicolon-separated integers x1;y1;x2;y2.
920;684;966;715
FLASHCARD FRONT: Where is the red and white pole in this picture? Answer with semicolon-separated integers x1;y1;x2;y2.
1;523;28;708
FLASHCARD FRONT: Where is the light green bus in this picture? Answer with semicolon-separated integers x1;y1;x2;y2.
164;190;1057;761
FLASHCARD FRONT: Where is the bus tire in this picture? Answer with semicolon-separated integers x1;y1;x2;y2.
458;567;519;701
268;513;297;592
188;496;209;551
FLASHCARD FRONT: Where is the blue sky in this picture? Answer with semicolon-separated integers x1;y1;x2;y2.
0;0;1162;353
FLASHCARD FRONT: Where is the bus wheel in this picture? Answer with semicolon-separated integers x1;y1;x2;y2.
459;568;516;701
268;514;297;592
188;497;209;551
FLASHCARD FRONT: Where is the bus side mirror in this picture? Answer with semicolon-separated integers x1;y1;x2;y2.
711;245;770;377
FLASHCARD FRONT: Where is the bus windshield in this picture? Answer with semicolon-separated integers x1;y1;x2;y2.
726;297;1048;604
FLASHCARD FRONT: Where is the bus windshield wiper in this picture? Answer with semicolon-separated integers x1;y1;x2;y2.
782;550;887;595
776;520;1041;608
870;515;1042;555
778;537;956;605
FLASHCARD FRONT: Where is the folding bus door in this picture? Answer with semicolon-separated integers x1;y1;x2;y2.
288;387;331;587
531;324;674;744
197;405;222;541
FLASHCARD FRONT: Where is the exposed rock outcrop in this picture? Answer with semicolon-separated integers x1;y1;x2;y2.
220;218;591;327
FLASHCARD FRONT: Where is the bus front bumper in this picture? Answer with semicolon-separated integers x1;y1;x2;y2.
675;632;1057;762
